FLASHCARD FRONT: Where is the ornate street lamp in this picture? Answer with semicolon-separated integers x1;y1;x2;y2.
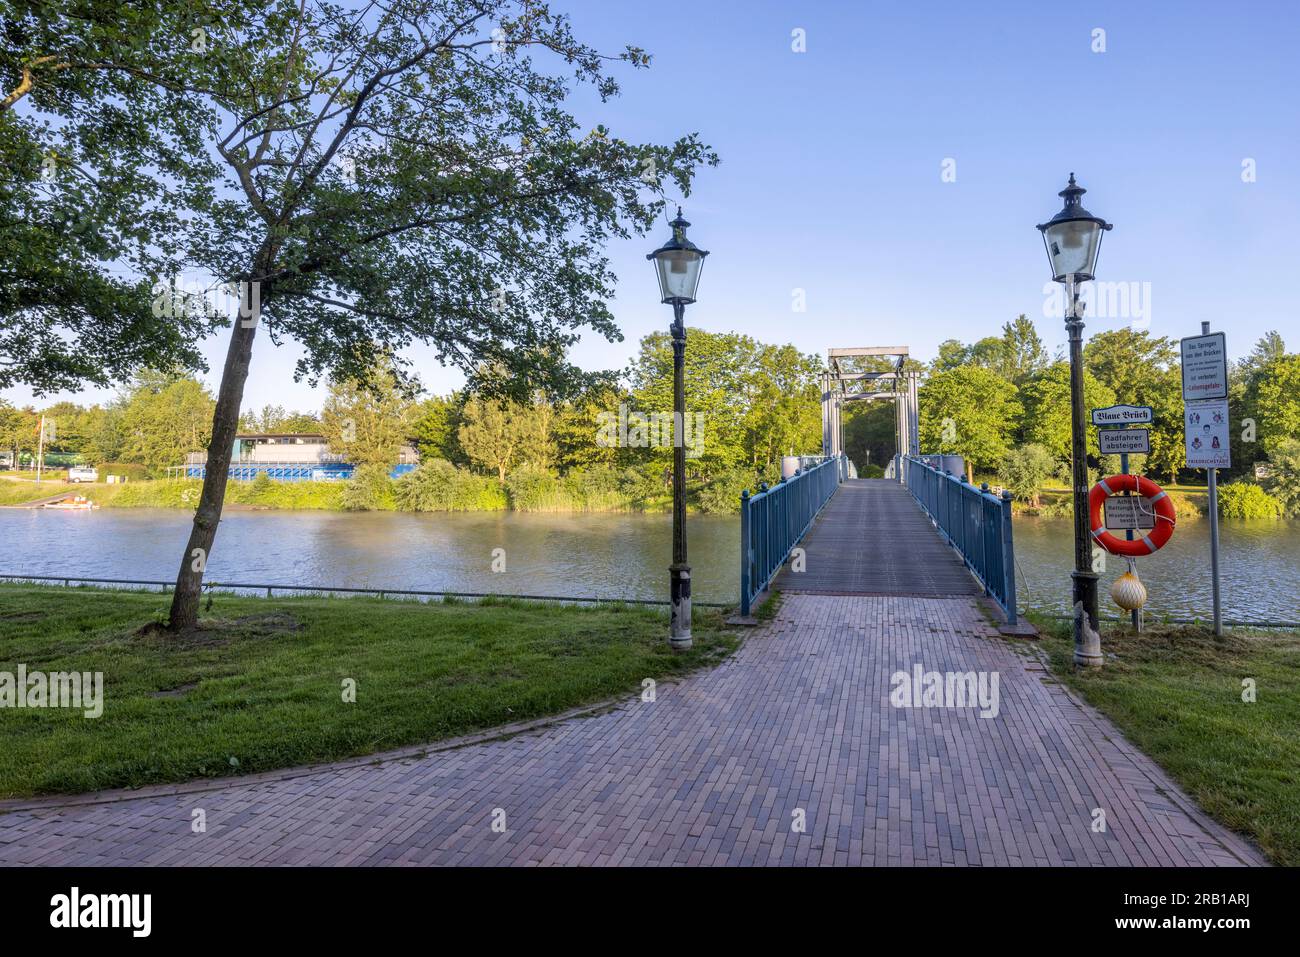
1037;173;1112;667
648;207;708;650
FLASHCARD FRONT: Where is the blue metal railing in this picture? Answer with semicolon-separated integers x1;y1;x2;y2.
902;455;1018;624
739;455;843;615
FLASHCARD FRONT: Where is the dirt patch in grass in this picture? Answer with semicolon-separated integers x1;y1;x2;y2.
133;612;303;647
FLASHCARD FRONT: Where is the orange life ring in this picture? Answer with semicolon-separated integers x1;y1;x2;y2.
1088;474;1176;556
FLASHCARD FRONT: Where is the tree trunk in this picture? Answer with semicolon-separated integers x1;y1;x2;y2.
167;297;262;631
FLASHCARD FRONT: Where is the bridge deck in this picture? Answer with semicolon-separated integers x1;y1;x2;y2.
772;479;980;597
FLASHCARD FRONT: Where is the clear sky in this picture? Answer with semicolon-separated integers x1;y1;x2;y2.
8;0;1298;412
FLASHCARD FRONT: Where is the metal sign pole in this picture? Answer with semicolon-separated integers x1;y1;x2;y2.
1199;320;1223;637
1120;451;1142;632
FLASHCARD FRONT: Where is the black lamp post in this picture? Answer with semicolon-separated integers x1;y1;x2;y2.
648;207;708;650
1037;173;1112;667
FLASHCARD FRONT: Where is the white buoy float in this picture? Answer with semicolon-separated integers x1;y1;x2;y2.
1111;559;1148;611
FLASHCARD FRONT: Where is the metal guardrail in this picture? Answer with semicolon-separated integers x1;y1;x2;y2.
0;573;728;608
739;455;843;616
903;455;1018;624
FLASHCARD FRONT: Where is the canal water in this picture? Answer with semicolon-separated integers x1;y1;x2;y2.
1;508;1296;621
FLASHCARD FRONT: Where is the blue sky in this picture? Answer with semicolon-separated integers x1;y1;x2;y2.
9;0;1298;412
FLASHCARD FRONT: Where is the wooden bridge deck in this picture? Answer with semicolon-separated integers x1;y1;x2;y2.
772;479;980;597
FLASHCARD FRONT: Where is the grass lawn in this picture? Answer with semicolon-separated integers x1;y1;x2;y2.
0;583;739;799
1034;616;1300;865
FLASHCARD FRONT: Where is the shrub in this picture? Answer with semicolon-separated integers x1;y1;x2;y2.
506;463;566;511
861;463;885;479
393;459;506;511
96;462;149;481
339;463;396;511
697;468;761;514
561;467;631;511
999;444;1057;506
1217;481;1283;519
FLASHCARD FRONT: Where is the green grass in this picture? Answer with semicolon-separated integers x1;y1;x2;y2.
1033;615;1300;865
0;584;739;799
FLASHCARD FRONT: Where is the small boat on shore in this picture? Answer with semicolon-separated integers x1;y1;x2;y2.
42;496;99;510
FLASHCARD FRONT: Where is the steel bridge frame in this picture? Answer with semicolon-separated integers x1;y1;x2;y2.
821;346;920;475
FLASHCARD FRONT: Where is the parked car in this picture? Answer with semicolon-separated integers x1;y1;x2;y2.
67;466;98;483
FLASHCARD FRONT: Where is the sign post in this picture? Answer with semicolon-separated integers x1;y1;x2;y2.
1182;322;1228;637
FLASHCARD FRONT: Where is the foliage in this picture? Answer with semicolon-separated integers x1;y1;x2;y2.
918;365;1021;476
998;444;1057;506
1215;482;1282;519
1260;438;1300;517
1251;355;1300;455
239;405;320;434
1016;361;1115;463
458;395;552;484
117;372;216;476
1084;329;1183;480
0;0;227;394
320;360;414;469
626;329;823;476
338;463;396;512
696;467;762;515
409;395;465;466
393;459;507;512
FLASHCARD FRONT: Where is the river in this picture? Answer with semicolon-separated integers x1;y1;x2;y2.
1;508;1296;621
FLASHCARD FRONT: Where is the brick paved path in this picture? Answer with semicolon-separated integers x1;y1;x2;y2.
0;594;1262;866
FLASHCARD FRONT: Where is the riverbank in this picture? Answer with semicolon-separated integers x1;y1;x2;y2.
0;583;739;799
0;476;679;513
1033;615;1300;865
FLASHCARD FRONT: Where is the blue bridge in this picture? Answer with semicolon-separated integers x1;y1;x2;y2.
738;344;1019;625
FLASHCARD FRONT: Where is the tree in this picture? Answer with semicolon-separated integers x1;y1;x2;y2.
552;384;622;472
1261;438;1300;517
0;399;38;466
918;366;1021;479
1236;330;1286;383
744;344;823;468
1017;362;1115;465
1083;329;1182;480
117;373;216;475
111;0;718;629
320;364;414;470
930;339;970;374
410;394;465;465
999;444;1056;507
458;396;538;483
1;0;231;394
996;315;1048;385
1251;354;1300;455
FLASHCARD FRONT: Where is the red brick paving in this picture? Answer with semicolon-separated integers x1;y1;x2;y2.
0;595;1264;866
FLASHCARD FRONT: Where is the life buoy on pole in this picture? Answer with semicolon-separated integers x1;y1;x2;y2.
1088;474;1176;556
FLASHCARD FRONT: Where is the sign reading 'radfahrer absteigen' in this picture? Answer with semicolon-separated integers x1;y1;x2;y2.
1098;428;1151;455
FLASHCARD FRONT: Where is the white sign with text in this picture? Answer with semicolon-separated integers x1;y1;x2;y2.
1185;398;1231;468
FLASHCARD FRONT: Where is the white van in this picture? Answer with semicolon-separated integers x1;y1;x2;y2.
68;466;98;483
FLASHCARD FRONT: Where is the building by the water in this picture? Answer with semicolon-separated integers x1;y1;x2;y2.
178;433;419;481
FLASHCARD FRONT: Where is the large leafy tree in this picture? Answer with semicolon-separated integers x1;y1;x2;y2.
10;1;715;629
458;395;547;483
996;315;1049;386
1251;353;1300;455
1;0;231;393
1017;361;1115;466
917;365;1021;479
117;372;216;475
320;362;415;469
1083;328;1182;480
